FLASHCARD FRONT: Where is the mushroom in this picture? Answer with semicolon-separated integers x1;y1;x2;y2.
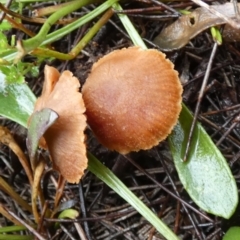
31;66;87;183
82;46;182;154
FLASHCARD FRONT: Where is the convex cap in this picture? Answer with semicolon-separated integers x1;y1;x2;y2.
82;46;182;154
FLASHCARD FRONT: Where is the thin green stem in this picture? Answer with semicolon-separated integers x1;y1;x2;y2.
0;225;27;233
31;8;114;60
70;8;114;58
31;48;73;60
88;152;179;240
21;0;94;54
3;0;119;61
113;2;146;49
43;0;118;46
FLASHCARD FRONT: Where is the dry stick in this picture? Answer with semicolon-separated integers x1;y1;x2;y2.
229;150;240;166
5;207;47;240
123;155;213;222
199;116;240;149
205;227;222;240
45;209;136;223
79;180;93;240
201;104;240;116
0;176;32;212
37;201;49;233
0;126;33;185
174;201;181;234
147;195;170;240
114;6;168;13
90;213;137;240
0;0;12;23
74;222;88;240
33;1;71;17
113;13;178;19
113;6;179;19
216;114;240;146
130;176;156;213
60;224;77;240
32;160;46;223
151;0;180;15
0;204;22;225
4;15;35;37
0;3;77;25
87;187;103;212
191;0;240;29
54;176;66;209
210;109;240;139
183;43;218;162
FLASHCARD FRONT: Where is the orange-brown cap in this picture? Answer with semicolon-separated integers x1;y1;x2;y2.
33;65;87;183
82;46;182;154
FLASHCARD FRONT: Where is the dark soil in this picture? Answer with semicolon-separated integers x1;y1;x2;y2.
1;1;240;240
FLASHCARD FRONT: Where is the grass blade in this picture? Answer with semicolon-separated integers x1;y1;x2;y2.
88;152;179;240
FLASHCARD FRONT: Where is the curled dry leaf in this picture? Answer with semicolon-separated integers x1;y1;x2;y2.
31;66;87;183
154;3;240;51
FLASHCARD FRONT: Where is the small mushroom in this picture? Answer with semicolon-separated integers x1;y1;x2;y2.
32;66;87;183
82;46;182;154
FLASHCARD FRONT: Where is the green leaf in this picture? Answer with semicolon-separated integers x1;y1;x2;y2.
55;209;79;228
0;21;12;31
0;32;10;49
88;152;179;240
223;227;240;240
0;63;39;84
58;209;79;219
0;225;27;233
210;26;222;45
0;66;24;84
27;108;58;169
0;234;33;240
0;32;14;56
0;70;36;127
1;0;119;61
169;104;238;219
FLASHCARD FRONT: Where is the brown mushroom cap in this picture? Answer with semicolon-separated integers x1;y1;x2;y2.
33;66;87;183
82;47;182;154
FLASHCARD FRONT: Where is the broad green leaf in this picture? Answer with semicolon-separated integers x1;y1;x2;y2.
0;70;36;127
27;108;58;169
88;152;179;240
169;105;238;219
0;63;39;83
223;227;240;240
0;66;24;84
0;21;12;31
